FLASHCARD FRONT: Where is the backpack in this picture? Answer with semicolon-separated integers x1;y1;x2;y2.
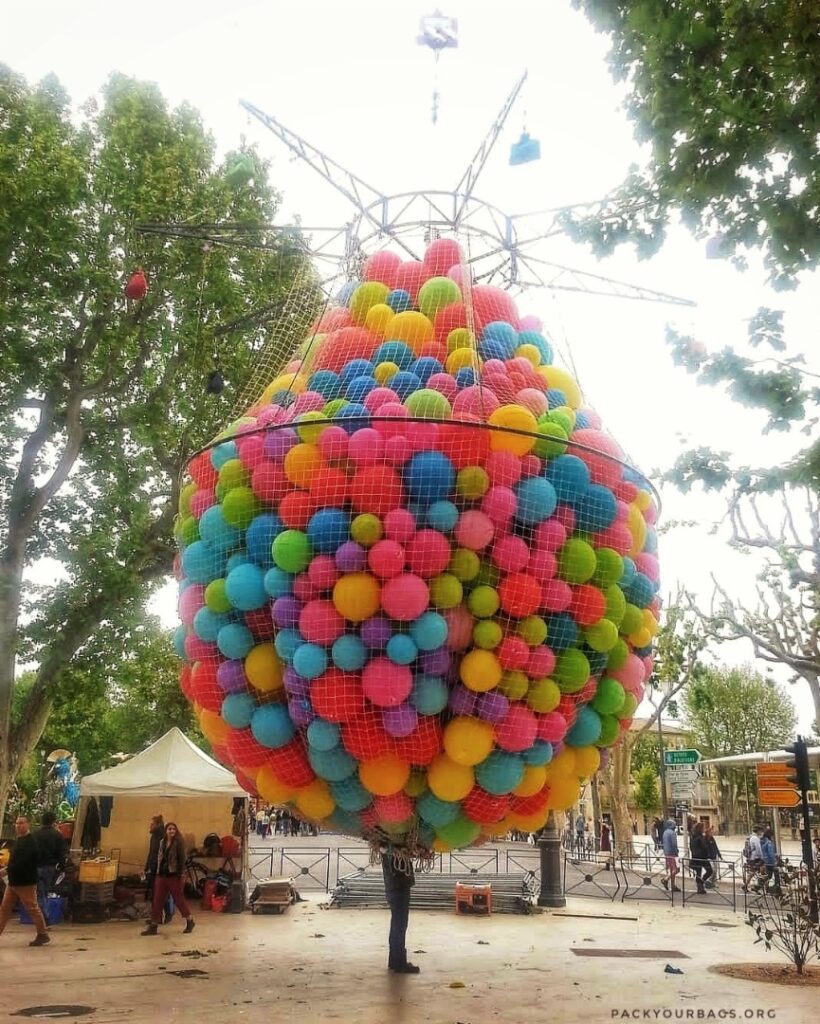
742;836;752;861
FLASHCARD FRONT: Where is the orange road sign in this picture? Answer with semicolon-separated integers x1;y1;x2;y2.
757;763;793;778
758;788;801;808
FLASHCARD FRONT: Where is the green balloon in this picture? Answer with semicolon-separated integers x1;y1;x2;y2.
596;714;621;747
405;389;452;419
606;639;630;671
620;692;639;717
418;276;461;319
548;409;574;434
178;515;200;546
272;529;312;573
222;486;259;530
604;585;626;626
436;815;481;849
554;649;590;692
533;419;568;459
591;676;626;715
205;578;231;613
592;548;624;589
620;603;644;635
324;398;349;418
557;539;597;584
585;618;619;653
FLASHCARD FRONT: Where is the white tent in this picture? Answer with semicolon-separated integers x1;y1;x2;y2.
76;728;246;875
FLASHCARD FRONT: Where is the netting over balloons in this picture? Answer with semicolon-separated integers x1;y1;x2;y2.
174;238;660;854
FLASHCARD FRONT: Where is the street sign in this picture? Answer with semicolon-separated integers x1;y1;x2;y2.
666;766;700;779
671;784;696;798
664;749;701;766
756;762;801;807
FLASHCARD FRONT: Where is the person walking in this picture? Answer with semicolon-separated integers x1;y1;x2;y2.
144;815;173;924
743;825;764;891
599;819;612;870
0;816;50;946
574;812;585;857
651;817;663;852
704;825;721;889
141;823;195;936
32;811;66;918
660;819;680;892
760;827;780;895
380;845;419;975
689;822;713;894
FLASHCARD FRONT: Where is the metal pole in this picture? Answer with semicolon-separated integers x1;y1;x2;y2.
537;812;567;908
657;712;668;821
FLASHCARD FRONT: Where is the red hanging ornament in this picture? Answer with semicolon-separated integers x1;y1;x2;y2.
124;268;148;300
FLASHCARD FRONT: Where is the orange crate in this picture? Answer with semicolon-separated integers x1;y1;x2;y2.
78;849;120;883
455;883;492;915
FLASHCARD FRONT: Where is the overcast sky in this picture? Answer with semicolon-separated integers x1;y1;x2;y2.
6;0;818;732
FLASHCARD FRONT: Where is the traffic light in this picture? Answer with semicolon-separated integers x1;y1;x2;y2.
783;738;812;797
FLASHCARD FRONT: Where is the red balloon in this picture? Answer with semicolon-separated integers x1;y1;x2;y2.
312;326;379;372
433;301;469;344
463;786;510;824
342;709;392;758
226;729;270;770
278;490;316;530
315;308;352;333
234;768;259;796
569;584;607;627
189;661;222;712
349;465;405;515
364;251;401;289
309;466;350;506
311;669;366;723
498;573;542;618
438;419;491;470
424;238;464;277
510;788;550;816
394;261;427;302
244;607;275;639
189;450;218;490
394;716;441;765
124;269;148;300
471;285;520;332
266;738;315;787
251;462;288;504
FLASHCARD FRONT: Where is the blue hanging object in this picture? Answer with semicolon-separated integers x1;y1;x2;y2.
509;132;541;166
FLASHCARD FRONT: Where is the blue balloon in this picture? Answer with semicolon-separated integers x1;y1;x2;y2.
346;375;377;402
574;411;591;429
326;809;361;833
625;572;655;609
409;612;448;652
251;704;295;749
545;613;578;652
619;557;637;586
217;622;254;660
386;633;418;666
411;675;448;715
182;541;225;584
309;745;357;782
307;718;341;752
389;371;422;400
426;500;459;532
374;340;413;368
210;441;237;469
417;791;461;827
332;634;368;671
481;321;518;356
547;388;567;407
574;484;618;531
308;370;343;400
274;628;302;663
478;337;514;362
221;692;256;729
307;508;350;554
330;777;373;812
193;607;231;642
475;751;524;795
199;505;242;552
454;367;477;388
521;740;553;766
340;359;374;384
386;289;413;313
517;329;553;363
173;625;188;660
226;551;251;573
404;451;456;503
565;706;602;747
246;514;283;567
292;643;328;680
409;357;443;383
225;562;267;611
336;281;358;304
264;566;293;599
336;402;370;433
515;477;558;524
545;455;590;501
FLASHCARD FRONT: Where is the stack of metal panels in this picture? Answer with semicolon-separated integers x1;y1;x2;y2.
329;870;537;914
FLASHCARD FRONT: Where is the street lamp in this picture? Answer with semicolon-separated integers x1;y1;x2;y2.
644;677;675;822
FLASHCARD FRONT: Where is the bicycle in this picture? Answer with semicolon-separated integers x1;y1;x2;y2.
183;853;209;898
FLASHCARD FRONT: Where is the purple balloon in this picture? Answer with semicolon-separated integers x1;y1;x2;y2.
420;648;450;675
476;691;509;724
284;667;310;697
289;696;315;728
272;595;301;628
448;684;477;716
360;615;391;649
335;541;366;572
263;427;297;460
216;659;248;694
382;702;418;738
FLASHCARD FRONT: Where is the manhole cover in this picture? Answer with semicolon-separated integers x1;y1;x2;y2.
571;949;689;958
14;1007;95;1019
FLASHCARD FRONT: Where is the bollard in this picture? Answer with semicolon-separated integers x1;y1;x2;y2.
537;811;567;908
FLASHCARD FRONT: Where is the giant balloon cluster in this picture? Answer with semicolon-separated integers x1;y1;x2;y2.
174;238;660;853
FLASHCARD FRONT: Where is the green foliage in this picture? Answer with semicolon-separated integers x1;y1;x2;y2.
630;733;659;777
571;1;820;286
632;762;660;815
0;66;315;810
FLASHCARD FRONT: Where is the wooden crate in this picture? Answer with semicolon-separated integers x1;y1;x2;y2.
78;850;119;883
249;877;294;915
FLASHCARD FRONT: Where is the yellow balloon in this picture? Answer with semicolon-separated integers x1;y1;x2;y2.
443;717;495;766
284;443;324;488
573;745;601;779
513;765;548;798
445;348;479;374
245;643;284;693
349;282;389;324
508;807;550;832
459;649;502;692
482;819;512;838
628;627;652;648
198;709;230;748
388;310;434;353
295;779;335;819
432;837;453;853
515;343;542;367
427;753;475;802
635;488;652;511
545;775;581;810
487;405;538;455
359;755;410;796
333;572;381;622
446;327;475;353
626;502;647;556
642;609;659;636
549;747;578;778
256;763;293;805
538;365;582;408
374;361;399;384
364;302;396;337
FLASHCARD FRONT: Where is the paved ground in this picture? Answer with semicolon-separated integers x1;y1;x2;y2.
2;895;814;1024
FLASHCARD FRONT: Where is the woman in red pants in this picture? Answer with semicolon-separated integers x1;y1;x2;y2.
141;823;195;936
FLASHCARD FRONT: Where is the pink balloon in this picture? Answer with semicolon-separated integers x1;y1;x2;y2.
384;434;413;465
384;508;416;543
595;521;632;555
495;705;537;752
492;535;530;573
533;519;567;552
426;372;458;402
636;552;660;583
368;540;406;579
185;635;215;662
408;422;441;452
179;584;205;626
364;387;400;411
516;387;548;416
453;385;500;418
444;605;474;650
542;579;573;613
293;574;318;602
497;635;530;670
299;599;345;644
348;427;384;465
362;658;412;707
307;555;338;591
381;573;429;621
519;314;543;332
454;510;495;551
318;425;349;461
527;548;556;580
373;790;413;822
485;450;522;486
406;529;451;578
520;454;541;478
481;486;517;528
189;490;215;518
236;433;265;468
292;391;326;415
536;711;568;743
528;645;556;679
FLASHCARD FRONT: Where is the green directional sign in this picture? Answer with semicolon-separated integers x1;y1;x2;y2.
664;749;701;766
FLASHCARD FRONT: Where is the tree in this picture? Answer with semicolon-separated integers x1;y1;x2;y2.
571;1;820;287
632;763;660;820
602;592;705;857
0;67;316;823
630;732;659;776
681;665;797;830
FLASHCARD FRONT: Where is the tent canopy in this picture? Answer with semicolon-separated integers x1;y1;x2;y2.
80;727;243;798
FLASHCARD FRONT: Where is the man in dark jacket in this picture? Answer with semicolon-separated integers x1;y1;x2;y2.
689;822;713;894
0;816;50;946
33;811;66;916
381;846;419;974
144;815;172;924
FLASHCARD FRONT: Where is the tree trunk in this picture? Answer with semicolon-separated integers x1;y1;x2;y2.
607;735;636;858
